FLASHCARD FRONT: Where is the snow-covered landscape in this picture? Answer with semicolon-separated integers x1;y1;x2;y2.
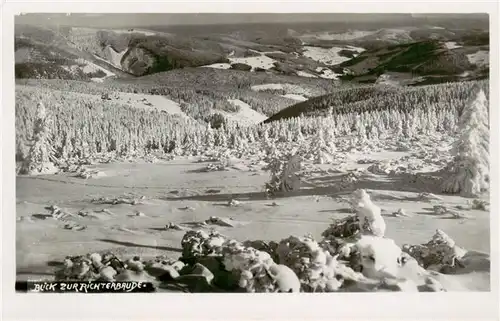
11;12;493;299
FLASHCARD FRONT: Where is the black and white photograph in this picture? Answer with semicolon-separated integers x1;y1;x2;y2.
2;1;499;320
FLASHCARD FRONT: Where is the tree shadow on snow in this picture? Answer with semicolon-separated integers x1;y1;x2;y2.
185;168;229;174
31;214;52;220
46;260;64;267
415;211;443;216
97;239;182;253
162;188;346;203
162;171;446;203
148;227;168;232
318;208;353;214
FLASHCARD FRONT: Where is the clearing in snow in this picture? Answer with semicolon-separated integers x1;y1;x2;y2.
220;99;268;125
302;46;364;66
466;50;489;67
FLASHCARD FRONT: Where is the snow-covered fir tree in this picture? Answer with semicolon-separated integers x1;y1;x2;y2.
19;102;58;175
309;129;333;164
441;88;490;197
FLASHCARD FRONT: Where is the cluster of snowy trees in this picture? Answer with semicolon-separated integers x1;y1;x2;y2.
16;82;490;196
17;89;462;164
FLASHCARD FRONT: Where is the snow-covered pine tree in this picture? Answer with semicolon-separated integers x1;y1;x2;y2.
355;114;367;143
205;126;215;151
402;112;412;139
441;88;490;197
393;111;403;137
294;116;305;143
19;102;58;175
323;116;337;153
443;107;458;134
309;128;333;164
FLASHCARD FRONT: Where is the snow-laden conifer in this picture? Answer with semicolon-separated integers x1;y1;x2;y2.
441;89;489;197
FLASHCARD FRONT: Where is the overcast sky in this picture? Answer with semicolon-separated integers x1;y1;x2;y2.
15;13;487;28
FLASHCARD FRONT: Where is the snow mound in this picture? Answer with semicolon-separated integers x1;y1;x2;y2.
466;50;489;67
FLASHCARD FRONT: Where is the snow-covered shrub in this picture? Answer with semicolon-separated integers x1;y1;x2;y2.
367;161;393;175
275;235;365;292
351;189;386;237
470;199;489;211
180;230;227;261
264;149;302;197
339;171;360;189
402;229;467;270
55;252;156;282
221;239;300;292
441;89;489;197
144;256;185;279
204;162;229;172
321;215;360;239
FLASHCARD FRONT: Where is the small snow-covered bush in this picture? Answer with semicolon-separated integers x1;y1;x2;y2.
402;229;467;270
321;215;360;239
180;230;227;261
470;199;489;211
221;239;300;293
264;148;302;197
275;235;365;292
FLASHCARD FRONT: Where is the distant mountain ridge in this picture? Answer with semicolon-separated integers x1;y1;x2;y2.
14;22;489;85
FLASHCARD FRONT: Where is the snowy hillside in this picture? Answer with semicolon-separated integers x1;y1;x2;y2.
219;99;268;125
302;46;365;66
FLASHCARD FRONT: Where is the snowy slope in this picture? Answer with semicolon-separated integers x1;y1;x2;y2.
109;29;156;36
61;58;116;82
202;50;277;71
444;41;463;49
315;67;342;79
467;50;489;67
303;30;376;41
217;99;268;125
296;70;317;78
302;46;365;66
